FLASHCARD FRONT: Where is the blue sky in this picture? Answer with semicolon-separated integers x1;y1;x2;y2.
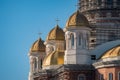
0;0;76;80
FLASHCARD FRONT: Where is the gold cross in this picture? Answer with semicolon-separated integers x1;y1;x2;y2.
56;18;60;25
38;32;42;37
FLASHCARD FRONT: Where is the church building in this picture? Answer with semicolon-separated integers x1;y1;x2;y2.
28;0;120;80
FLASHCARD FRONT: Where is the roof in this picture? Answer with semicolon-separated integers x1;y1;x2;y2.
100;45;120;59
66;10;89;28
46;25;65;41
30;38;45;52
90;40;120;59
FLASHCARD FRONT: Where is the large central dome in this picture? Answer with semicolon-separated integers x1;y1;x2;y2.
66;10;89;28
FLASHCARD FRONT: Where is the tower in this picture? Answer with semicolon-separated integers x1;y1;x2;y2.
42;25;65;69
79;0;120;48
64;10;92;64
28;38;45;80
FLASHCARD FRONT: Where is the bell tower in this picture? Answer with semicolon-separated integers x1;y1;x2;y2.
28;38;46;80
42;24;65;69
79;0;120;47
64;11;91;64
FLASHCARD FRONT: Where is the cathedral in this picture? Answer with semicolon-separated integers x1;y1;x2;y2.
28;0;120;80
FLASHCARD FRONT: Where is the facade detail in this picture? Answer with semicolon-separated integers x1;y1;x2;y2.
28;0;120;80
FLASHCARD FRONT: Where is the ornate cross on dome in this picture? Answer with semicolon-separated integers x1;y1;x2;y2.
56;18;60;25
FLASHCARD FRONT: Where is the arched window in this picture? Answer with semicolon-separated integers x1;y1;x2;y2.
79;34;82;45
40;59;42;68
118;72;120;80
71;34;74;46
34;58;37;69
78;74;85;80
83;35;86;49
108;73;113;80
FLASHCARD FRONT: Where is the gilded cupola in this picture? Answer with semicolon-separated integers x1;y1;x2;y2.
100;45;120;59
42;49;64;68
66;10;89;28
30;38;45;52
46;25;65;41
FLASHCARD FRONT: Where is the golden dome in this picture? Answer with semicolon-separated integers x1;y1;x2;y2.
42;49;64;67
46;25;65;41
30;38;45;52
100;45;120;59
66;10;89;28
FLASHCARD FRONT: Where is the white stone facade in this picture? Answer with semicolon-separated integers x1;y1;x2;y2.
28;51;45;80
64;27;92;65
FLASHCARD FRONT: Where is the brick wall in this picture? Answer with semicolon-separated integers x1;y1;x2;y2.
96;67;120;80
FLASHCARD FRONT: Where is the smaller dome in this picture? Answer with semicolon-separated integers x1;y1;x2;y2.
100;45;120;59
30;38;45;52
42;50;64;67
66;10;89;28
46;25;65;41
